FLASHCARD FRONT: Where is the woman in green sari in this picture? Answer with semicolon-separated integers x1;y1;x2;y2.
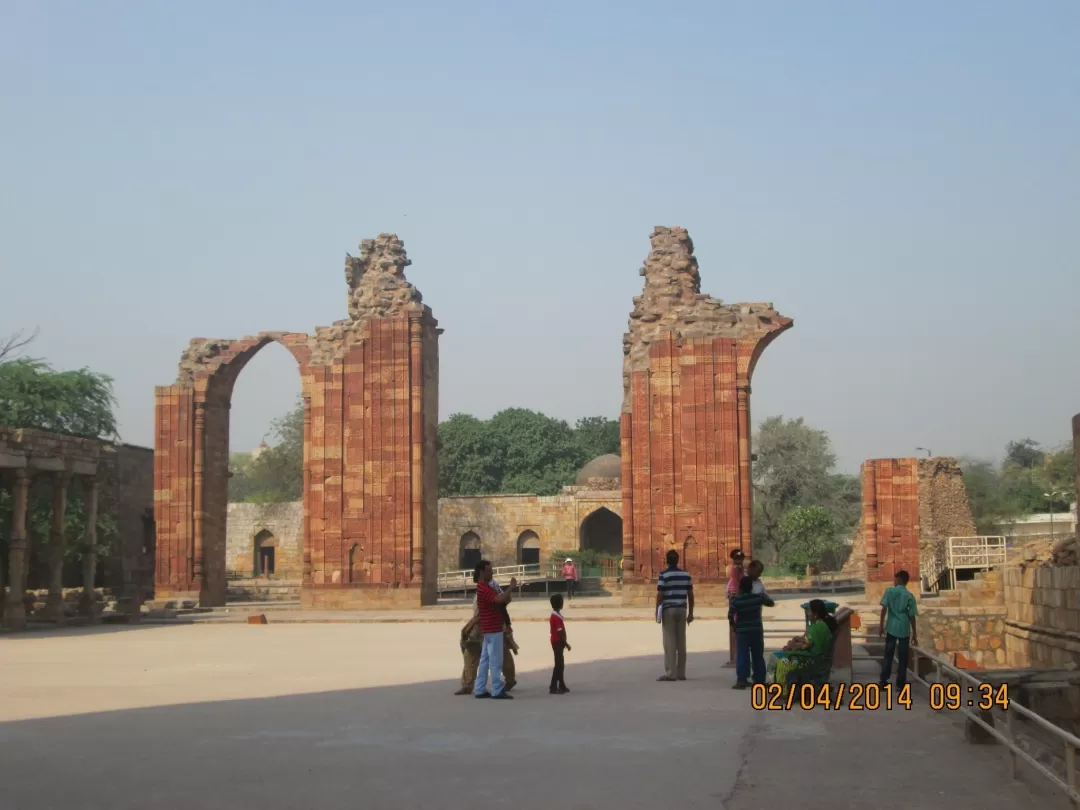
768;599;837;686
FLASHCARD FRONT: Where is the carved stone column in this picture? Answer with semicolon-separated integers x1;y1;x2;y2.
78;477;100;620
45;472;71;622
192;400;207;586
736;384;752;556
3;470;31;631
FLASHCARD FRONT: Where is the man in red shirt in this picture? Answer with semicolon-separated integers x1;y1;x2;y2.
473;560;517;700
549;593;571;694
562;558;578;600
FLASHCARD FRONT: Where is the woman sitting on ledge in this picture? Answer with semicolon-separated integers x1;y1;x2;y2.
768;599;837;687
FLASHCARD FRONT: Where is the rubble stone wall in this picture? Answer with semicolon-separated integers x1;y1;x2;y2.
438;490;622;572
225;502;303;578
620;227;792;592
154;234;440;609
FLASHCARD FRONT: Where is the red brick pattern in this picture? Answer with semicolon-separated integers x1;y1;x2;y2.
861;457;921;586
154;318;439;608
621;332;783;584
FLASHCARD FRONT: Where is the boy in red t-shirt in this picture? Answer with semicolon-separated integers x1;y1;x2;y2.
549;594;571;694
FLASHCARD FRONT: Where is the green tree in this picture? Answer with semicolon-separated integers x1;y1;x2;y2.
0;352;119;581
752;416;838;561
486;408;587;495
228;399;304;503
438;409;612;497
0;359;117;439
573;416;621;459
1005;438;1045;470
436;412;506;497
778;506;841;573
959;458;1021;534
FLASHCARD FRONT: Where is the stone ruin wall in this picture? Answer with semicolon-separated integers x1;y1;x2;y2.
1001;413;1080;668
620;227;792;606
154;234;440;609
224;502;303;579
857;457;920;605
843;456;974;591
437;490;622;573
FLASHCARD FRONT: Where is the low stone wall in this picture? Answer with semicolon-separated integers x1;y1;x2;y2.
921;606;1007;668
1005;563;1080;668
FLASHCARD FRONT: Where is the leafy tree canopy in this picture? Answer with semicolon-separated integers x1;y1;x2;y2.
751;416;859;569
228;400;304;503
0;358;117;439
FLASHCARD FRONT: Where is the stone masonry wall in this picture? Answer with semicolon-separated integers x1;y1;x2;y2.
99;444;155;598
225;502;303;578
1005;563;1080;668
856;455;974;601
620;227;791;597
154;234;440;609
861;458;920;604
438;490;622;572
922;569;1007;669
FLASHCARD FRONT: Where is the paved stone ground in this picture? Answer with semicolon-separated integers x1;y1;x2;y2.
0;620;1069;810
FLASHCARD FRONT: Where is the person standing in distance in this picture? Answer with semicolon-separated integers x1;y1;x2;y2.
878;569;918;689
562;557;579;600
473;560;517;700
655;549;694;681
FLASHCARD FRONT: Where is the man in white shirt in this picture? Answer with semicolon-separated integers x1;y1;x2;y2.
748;559;768;597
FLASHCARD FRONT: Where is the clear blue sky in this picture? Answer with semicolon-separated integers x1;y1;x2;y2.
3;1;1078;472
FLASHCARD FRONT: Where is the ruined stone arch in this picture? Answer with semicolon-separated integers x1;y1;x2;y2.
516;530;541;567
459;531;482;571
253;528;278;577
153;234;441;609
580;507;623;557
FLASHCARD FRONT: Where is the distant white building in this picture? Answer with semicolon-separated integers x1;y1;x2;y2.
994;504;1077;542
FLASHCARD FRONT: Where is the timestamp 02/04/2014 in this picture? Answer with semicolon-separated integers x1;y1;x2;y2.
751;682;913;711
750;682;1012;712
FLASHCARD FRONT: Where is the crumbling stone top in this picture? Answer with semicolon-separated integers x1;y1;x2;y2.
622;226;791;410
345;233;424;321
175;234;434;381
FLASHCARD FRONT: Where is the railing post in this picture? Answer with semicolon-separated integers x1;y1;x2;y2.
1006;707;1018;779
1067;743;1078;806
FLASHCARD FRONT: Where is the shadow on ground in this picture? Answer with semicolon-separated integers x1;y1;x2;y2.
0;647;1068;810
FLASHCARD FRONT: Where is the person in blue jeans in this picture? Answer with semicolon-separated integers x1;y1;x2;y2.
879;569;918;688
472;560;517;700
728;575;775;689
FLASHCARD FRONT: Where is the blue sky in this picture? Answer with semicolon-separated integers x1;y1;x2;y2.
3;1;1078;471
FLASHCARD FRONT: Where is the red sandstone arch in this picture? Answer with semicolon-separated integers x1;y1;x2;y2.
154;234;441;609
618;226;793;601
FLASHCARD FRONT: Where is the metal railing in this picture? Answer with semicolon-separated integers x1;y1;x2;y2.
922;537;949;593
908;644;1080;806
947;536;1007;570
436;562;558;595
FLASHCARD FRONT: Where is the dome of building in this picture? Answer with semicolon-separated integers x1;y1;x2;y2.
575;454;622;485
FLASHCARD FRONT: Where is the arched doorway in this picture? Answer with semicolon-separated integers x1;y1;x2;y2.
580;508;623;556
254;529;276;577
460;531;482;570
517;530;541;567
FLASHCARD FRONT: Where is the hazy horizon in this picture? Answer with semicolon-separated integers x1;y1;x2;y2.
3;2;1078;474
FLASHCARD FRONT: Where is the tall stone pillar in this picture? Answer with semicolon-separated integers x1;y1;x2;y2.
45;472;71;621
3;470;31;631
78;477;100;619
620;227;791;606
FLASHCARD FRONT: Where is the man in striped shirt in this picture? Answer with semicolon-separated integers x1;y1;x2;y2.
472;560;517;700
655;549;694;681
